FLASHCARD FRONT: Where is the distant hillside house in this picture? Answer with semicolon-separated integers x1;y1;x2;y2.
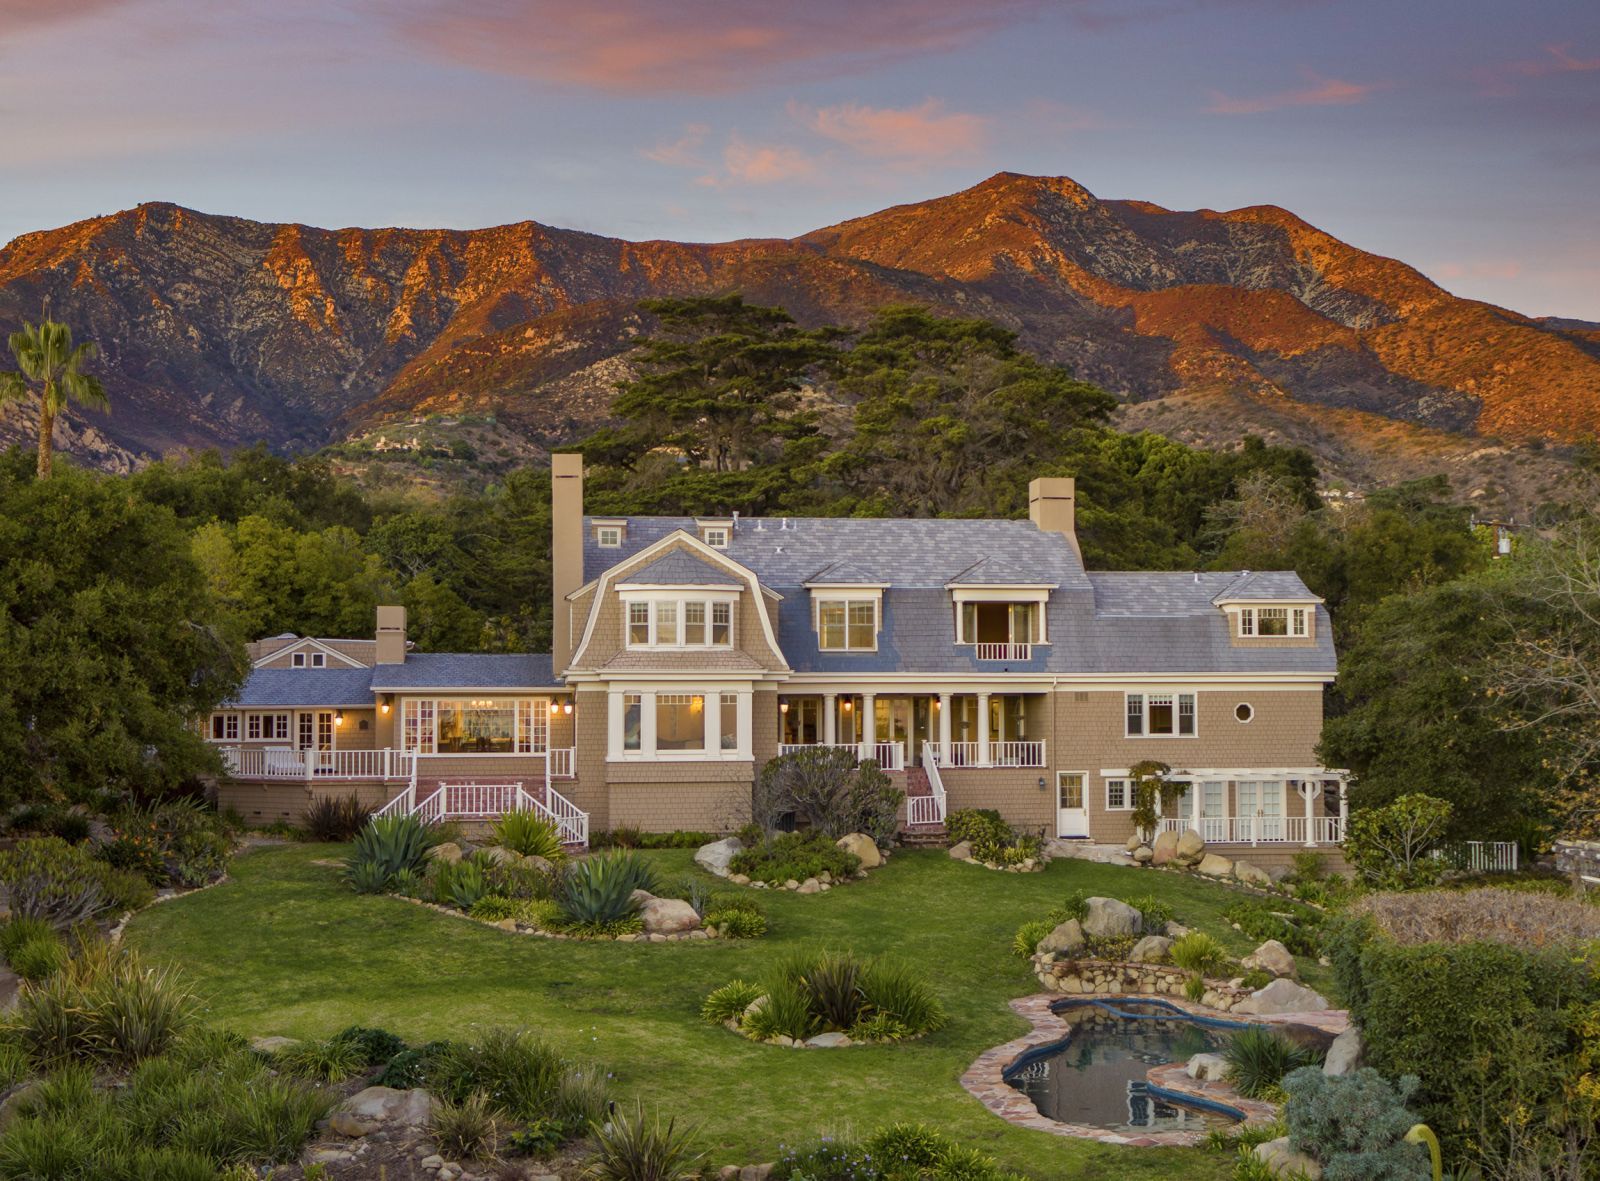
208;456;1346;866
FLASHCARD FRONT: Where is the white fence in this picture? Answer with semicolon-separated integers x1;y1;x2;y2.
221;746;414;781
373;780;588;846
775;742;905;771
974;643;1031;662
1432;841;1519;874
1156;815;1346;846
925;741;1046;769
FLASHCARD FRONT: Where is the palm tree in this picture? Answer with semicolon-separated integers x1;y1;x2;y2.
0;316;108;479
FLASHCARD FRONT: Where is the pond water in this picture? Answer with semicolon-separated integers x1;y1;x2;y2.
1003;998;1327;1135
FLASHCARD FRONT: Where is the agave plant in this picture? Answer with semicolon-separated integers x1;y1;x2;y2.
491;811;566;862
551;851;656;926
446;856;494;912
343;815;438;893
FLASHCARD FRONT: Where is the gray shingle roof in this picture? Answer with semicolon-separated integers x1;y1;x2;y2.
946;555;1059;586
617;550;742;587
1210;571;1324;603
226;668;377;709
367;654;558;690
805;559;884;586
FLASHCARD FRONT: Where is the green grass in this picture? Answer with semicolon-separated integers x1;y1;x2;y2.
127;845;1326;1180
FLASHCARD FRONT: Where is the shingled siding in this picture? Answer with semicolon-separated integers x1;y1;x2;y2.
941;768;1054;833
216;780;312;823
571;689;612;831
608;780;753;832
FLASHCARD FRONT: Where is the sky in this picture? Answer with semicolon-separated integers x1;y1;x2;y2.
2;0;1598;319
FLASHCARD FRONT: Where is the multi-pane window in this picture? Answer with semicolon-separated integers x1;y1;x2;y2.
623;693;642;751
720;692;738;751
289;651;327;668
597;526;622;548
817;599;877;650
1105;778;1131;810
1238;606;1310;638
1125;692;1197;737
656;694;705;751
402;699;437;754
245;713;290;741
959;601;1040;644
703;527;729;549
628;602;650;645
656;602;678;645
209;713;239;741
624;599;734;648
515;699;550;753
684;602;706;645
711;602;732;645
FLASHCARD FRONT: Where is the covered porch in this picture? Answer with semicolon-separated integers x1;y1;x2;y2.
777;691;1049;771
1152;768;1349;847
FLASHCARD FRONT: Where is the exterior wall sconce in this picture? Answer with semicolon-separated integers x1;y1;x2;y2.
779;700;789;714
334;711;344;727
932;698;940;710
841;699;853;712
563;702;573;716
550;701;561;715
380;697;391;715
1037;777;1047;791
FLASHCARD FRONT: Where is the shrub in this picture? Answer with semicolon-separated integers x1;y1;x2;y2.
1170;931;1231;976
596;829;720;850
1011;919;1053;960
0;838;116;929
1239;968;1274;991
551;851;655;927
587;1103;703;1181
704;907;767;939
728;831;860;885
1347;887;1600;948
506;1116;569;1158
1126;894;1175;931
274;1036;366;1082
1056;889;1090;924
430;1090;500;1161
101;800;233;887
374;1041;452;1089
8;933;67;983
343;814;438;892
513;898;565;931
1223;1026;1323;1099
1184;973;1207;1003
1282;1067;1431;1180
304;794;371;842
492;811;566;861
469;894;519;922
330;1025;406;1066
344;860;392;895
428;1028;570;1122
1222;898;1325;956
858;958;945;1035
1344;793;1452;889
0;917;57;963
1289;850;1327;883
773;1127;1022;1181
717;950;944;1044
701;980;764;1025
948;809;1009;847
754;747;904;844
12;943;200;1068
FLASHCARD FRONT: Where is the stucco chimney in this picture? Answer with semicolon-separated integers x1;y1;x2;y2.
1028;477;1079;557
375;605;407;664
551;453;585;673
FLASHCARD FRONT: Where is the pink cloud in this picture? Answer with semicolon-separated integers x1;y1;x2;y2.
0;0;130;38
698;136;818;187
1206;70;1389;115
1477;43;1600;96
788;99;987;161
397;0;1044;95
642;124;710;168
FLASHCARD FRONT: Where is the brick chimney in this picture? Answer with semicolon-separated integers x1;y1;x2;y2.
375;605;407;665
1028;477;1079;557
551;453;585;672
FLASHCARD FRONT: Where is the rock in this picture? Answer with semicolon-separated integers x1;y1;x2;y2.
805;1032;852;1048
1131;845;1154;864
1185;1052;1229;1081
421;1154;445;1170
1242;939;1298;980
523;855;554;874
1082;896;1142;939
1129;935;1173;963
818;871;832;883
743;995;768;1020
309;1148;356;1165
1266;864;1294;884
740;1165;774;1181
1197;853;1235;877
729;873;751;885
494;917;516;931
0;1081;40;1131
629;888;657;906
1165;920;1192;939
250;1035;299;1053
1146;830;1177;866
639;897;699;934
427;842;463;865
694;837;744;877
1234;978;1330;1016
719;1167;741;1181
1323;1028;1363;1076
784;879;801;890
1254;1136;1323;1180
1175;829;1206;864
948;841;972;861
1234;860;1272;887
796;878;822;895
1125;834;1143;852
835;833;881;869
343;1086;436;1126
478;845;522;866
1037;919;1085;957
329;1111;379;1137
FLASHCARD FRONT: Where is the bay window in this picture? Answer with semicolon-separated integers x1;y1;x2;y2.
1125;692;1197;737
622;597;736;649
609;687;751;758
655;693;705;751
623;693;642;751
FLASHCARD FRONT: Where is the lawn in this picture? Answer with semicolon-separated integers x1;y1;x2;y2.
126;844;1325;1180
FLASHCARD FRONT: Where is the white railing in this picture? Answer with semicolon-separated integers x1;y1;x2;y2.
923;741;1045;768
371;784;415;821
536;783;590;847
369;777;589;848
1157;815;1346;846
220;746;412;781
1433;841;1519;874
867;741;905;771
909;747;948;827
546;747;576;778
778;742;860;758
974;642;1031;661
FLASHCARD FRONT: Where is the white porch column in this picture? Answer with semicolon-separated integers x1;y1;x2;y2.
1338;778;1349;842
860;692;876;760
1191;775;1202;836
937;692;952;759
823;694;837;746
977;692;991;765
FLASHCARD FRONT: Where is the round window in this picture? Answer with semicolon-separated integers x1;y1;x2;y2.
1235;703;1254;723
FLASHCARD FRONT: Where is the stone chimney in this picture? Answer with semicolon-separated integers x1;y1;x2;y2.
1028;477;1079;557
551;453;585;673
375;605;407;665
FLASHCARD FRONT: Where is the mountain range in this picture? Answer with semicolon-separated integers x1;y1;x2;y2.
1;172;1595;506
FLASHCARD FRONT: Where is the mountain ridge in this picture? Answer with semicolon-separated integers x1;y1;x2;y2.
0;173;1594;509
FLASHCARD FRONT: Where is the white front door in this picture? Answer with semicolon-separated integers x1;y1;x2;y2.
1056;772;1088;838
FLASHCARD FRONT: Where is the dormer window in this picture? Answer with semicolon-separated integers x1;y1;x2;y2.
290;652;327;668
816;598;877;651
1238;606;1310;638
624;596;735;648
703;527;729;549
596;524;623;548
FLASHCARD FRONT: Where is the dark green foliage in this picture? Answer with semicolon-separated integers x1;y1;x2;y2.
343;814;438;892
491;810;565;860
468;894;519;922
100;800;233;887
8;932;67;982
435;854;494;911
1011;919;1053;959
0;837;128;928
375;1041;453;1089
753;748;903;843
719;949;945;1044
701;980;764;1025
1169;931;1231;976
304;794;371;842
506;1115;569;1157
1223;1026;1323;1099
273;1034;366;1082
551;850;656;927
587;1102;704;1181
594;828;719;850
773;1123;1024;1181
798;950;864;1031
945;808;1038;864
429;1090;500;1160
0;917;57;964
704;906;767;939
427;1029;572;1123
330;1025;406;1067
1221;898;1325;956
1281;1067;1431;1181
1343;794;1452;889
1126;894;1175;931
728;831;860;886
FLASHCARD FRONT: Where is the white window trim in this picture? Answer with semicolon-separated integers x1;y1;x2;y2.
398;697;552;755
948;586;1051;644
812;591;882;652
1124;690;1199;739
606;684;754;761
1233;604;1315;640
702;526;730;549
1104;777;1133;810
620;591;739;650
595;523;625;548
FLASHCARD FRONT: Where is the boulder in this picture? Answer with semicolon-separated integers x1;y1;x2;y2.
629;888;656;906
523;855;555;874
1234;860;1272;887
1082;896;1142;939
694;837;743;877
740;1165;775;1181
1131;846;1154;864
1322;1027;1363;1077
1266;864;1294;884
835;833;881;869
729;873;751;885
0;967;18;1012
1129;935;1173;964
342;1086;435;1126
1124;834;1143;852
1150;829;1181;866
1185;1052;1229;1081
1175;829;1206;864
796;878;822;895
947;841;973;861
1233;978;1330;1016
478;846;522;866
639;896;700;934
329;1111;379;1137
1037;919;1085;957
426;842;463;865
1254;1136;1323;1180
1197;853;1235;877
1242;939;1298;980
805;1032;852;1048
